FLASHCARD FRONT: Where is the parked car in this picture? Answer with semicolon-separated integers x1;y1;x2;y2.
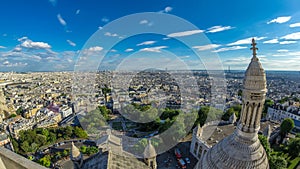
174;148;182;159
185;157;190;164
177;158;186;169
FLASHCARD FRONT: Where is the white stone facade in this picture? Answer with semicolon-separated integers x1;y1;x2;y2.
197;38;269;169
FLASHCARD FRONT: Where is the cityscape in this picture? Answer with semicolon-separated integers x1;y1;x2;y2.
1;0;300;169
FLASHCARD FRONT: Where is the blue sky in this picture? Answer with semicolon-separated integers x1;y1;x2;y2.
1;0;300;71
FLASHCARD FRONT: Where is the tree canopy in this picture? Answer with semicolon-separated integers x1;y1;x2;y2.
196;106;223;126
222;104;241;121
280;118;295;136
288;138;300;158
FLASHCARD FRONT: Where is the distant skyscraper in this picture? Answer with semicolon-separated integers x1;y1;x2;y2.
198;38;269;169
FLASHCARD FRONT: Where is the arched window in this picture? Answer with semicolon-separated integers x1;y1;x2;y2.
198;146;202;158
194;142;198;154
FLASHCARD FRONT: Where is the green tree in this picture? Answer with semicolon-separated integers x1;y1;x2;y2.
8;114;17;118
11;138;19;153
64;126;73;138
280;118;295;136
48;132;57;143
196;106;223;126
63;149;69;157
288;138;300;158
279;97;289;104
258;135;271;156
263;99;274;117
237;89;242;96
222;108;234;121
74;126;88;138
86;146;99;155
55;152;62;159
41;128;49;138
269;155;287;169
98;106;111;120
16;107;23;115
102;87;111;103
20;141;30;153
28;155;34;161
35;134;47;146
80;145;87;154
38;155;51;167
160;109;179;120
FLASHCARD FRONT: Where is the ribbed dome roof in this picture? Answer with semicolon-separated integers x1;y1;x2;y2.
71;142;81;158
243;56;267;91
143;140;156;158
245;57;265;77
198;38;269;169
200;132;269;169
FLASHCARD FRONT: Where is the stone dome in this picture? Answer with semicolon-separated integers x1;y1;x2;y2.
198;38;269;169
71;142;81;159
143;140;156;158
243;47;267;92
199;131;269;169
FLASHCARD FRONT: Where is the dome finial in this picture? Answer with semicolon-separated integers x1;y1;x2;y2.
250;38;258;60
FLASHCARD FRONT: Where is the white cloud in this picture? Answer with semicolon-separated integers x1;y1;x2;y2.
2;61;28;67
140;20;148;24
167;30;204;38
164;6;173;13
67;40;76;47
0;46;5;49
281;32;300;40
139;19;153;26
206;26;234;33
19;38;51;49
179;55;190;59
137;41;156;46
1;51;45;61
227;37;266;46
139;46;167;53
57;14;67;26
277;49;289;52
104;32;118;37
13;47;22;52
76;9;80;15
267;16;291;24
279;41;297;44
290;23;300;28
101;17;109;23
263;39;279;44
125;48;134;52
29;55;42;60
272;51;300;57
3;61;9;65
88;46;103;52
18;37;28;42
213;46;247;53
193;44;221;51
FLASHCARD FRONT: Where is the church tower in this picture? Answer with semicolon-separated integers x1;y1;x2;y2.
198;38;269;169
143;139;157;169
70;142;83;169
